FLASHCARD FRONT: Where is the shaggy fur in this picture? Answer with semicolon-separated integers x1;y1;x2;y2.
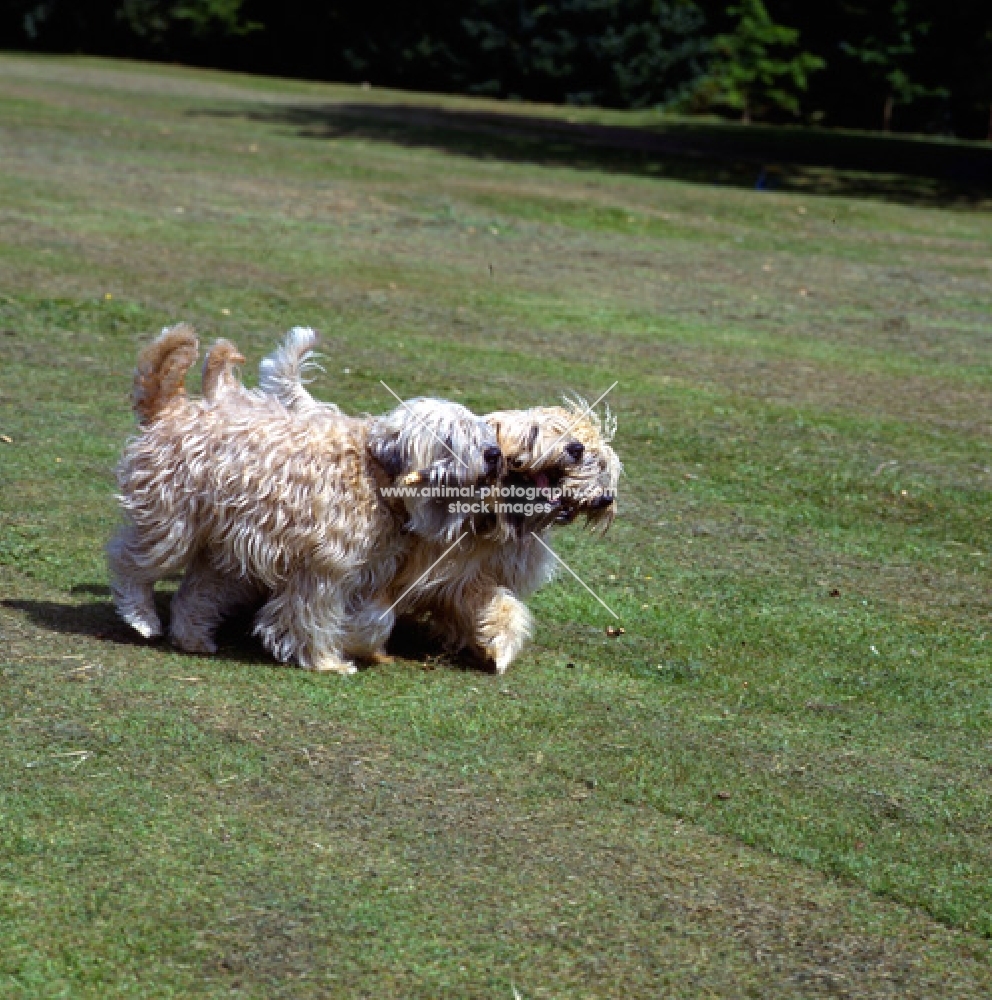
108;324;501;674
389;403;620;670
258;326;337;416
242;328;622;672
132;321;199;423
488;399;621;534
201;338;246;402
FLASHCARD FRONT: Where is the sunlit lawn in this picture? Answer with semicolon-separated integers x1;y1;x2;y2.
2;53;992;998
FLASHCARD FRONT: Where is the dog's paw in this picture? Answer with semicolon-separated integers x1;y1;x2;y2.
111;583;163;639
127;615;163;640
480;641;514;674
307;655;359;676
492;648;514;674
472;640;514;674
477;589;531;674
170;631;218;655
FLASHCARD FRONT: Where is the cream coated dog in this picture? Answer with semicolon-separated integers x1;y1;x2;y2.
243;328;621;672
108;324;501;674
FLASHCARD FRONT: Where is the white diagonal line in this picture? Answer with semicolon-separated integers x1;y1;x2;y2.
300;353;326;384
378;532;467;621
529;532;620;619
532;381;618;468
379;379;469;468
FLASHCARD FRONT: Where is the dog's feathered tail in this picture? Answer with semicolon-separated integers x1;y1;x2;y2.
133;323;199;424
202;338;246;401
259;327;338;414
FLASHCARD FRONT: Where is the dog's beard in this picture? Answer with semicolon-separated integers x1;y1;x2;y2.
555;455;619;530
491;466;568;538
484;411;580;539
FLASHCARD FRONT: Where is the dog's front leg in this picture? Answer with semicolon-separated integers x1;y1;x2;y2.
342;597;396;665
424;584;531;672
473;586;533;673
253;571;356;675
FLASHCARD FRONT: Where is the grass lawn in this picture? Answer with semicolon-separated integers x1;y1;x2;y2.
2;53;992;998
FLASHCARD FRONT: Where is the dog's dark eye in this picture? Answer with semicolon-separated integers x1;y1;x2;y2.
565;441;584;461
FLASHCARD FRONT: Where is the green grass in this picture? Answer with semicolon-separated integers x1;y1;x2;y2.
2;52;992;997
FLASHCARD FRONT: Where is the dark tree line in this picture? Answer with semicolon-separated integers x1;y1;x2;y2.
1;0;989;138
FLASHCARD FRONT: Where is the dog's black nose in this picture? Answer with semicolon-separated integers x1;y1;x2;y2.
589;493;614;510
484;445;501;467
565;441;585;462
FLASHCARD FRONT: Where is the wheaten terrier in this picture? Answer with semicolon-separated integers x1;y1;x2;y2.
248;328;621;672
108;324;501;674
389;400;621;671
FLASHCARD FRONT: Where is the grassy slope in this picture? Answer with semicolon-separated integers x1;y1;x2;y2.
1;54;992;997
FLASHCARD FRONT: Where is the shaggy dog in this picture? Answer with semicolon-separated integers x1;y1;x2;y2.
244;328;622;672
386;400;621;670
108;324;501;674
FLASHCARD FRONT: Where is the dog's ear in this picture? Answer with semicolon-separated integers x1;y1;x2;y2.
368;430;409;480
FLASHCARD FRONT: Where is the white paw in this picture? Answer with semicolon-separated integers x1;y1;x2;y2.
493;651;513;674
307;656;358;676
477;590;530;675
486;639;515;674
128;616;163;640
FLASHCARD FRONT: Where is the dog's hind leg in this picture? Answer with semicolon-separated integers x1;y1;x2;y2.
170;555;260;654
107;525;165;639
253;571;356;675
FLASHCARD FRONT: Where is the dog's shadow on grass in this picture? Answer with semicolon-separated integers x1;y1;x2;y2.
3;591;146;646
3;592;277;665
4;591;485;672
388;618;455;667
3;588;263;659
69;583;113;597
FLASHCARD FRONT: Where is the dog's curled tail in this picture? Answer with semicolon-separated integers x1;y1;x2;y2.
132;323;199;423
259;326;338;413
202;338;246;401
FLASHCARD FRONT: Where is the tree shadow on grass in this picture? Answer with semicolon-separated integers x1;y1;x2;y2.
202;100;992;208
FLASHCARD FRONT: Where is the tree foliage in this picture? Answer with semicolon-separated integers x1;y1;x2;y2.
692;0;822;122
1;0;989;137
2;0;254;56
456;0;710;107
837;0;945;130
